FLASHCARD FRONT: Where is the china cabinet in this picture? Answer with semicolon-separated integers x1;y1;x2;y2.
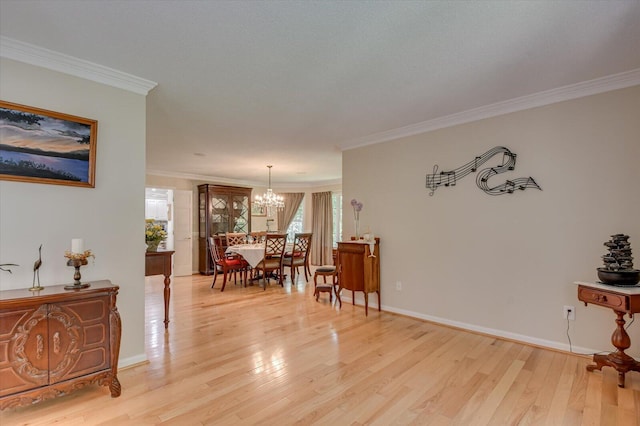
198;184;252;274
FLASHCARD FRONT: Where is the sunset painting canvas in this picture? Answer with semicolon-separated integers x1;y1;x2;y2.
0;101;97;188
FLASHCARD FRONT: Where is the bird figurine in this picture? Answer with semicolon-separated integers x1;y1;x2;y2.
0;263;18;273
30;244;44;291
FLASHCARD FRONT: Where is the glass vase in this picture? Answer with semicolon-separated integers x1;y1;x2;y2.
146;241;160;252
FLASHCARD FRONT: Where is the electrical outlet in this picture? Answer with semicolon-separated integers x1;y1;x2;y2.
395;281;402;291
563;305;575;321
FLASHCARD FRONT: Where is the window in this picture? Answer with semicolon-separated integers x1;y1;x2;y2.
332;192;343;246
286;203;304;241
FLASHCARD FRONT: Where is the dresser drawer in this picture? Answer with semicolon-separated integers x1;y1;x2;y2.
578;286;628;311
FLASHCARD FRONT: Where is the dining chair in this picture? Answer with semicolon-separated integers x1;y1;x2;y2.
282;233;312;283
226;232;248;246
249;231;267;244
209;236;248;291
255;233;287;289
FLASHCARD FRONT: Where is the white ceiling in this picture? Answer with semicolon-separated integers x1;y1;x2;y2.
1;1;639;187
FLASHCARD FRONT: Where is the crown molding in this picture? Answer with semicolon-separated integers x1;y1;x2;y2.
342;68;640;150
146;169;342;189
146;169;257;187
0;36;157;95
276;178;343;189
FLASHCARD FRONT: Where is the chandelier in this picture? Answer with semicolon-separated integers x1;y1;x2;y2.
255;165;284;212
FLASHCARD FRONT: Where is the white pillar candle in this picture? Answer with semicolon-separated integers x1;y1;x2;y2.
71;238;84;254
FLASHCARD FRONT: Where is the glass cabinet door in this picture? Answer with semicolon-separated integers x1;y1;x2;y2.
199;192;206;238
210;194;229;235
232;195;249;233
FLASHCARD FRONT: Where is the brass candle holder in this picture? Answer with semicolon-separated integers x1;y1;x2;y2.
64;250;93;290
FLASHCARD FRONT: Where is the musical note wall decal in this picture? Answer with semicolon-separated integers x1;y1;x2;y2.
425;146;541;196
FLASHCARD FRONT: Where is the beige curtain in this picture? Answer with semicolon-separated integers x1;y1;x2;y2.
276;193;304;232
311;191;333;265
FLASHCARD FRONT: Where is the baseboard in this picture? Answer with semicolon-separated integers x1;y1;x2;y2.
118;353;148;369
339;294;599;356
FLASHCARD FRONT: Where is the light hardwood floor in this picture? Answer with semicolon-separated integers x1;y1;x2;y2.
2;272;639;425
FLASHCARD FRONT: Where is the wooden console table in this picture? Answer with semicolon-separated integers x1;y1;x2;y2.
145;250;174;329
576;281;640;388
0;281;121;409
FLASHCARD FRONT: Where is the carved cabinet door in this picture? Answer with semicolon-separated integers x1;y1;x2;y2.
0;305;50;397
337;243;365;292
49;296;111;384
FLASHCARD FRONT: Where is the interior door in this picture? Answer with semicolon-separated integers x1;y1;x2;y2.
173;189;193;276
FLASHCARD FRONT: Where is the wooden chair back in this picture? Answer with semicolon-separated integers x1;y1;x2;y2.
292;233;312;259
283;232;313;282
226;232;247;246
209;236;224;264
264;233;287;258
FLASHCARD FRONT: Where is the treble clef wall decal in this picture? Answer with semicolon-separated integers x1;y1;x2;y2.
425;146;541;196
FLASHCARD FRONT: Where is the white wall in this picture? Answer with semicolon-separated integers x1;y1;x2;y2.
0;58;147;366
343;86;640;357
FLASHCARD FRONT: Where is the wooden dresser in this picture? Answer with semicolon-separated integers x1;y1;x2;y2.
0;280;121;409
337;238;380;315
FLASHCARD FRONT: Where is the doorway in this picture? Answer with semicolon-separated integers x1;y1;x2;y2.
145;187;193;276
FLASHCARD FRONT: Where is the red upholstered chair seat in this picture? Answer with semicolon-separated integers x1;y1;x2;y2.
284;251;303;258
221;258;244;267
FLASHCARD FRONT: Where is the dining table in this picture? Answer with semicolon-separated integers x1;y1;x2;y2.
225;243;266;268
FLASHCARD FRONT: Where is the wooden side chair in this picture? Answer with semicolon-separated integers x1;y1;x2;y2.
209;236;248;291
283;233;312;283
255;233;287;289
313;264;339;301
313;248;339;301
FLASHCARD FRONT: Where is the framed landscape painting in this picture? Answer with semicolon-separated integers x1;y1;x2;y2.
0;101;97;188
251;202;266;217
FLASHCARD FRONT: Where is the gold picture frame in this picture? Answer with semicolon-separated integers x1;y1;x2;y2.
0;100;97;188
